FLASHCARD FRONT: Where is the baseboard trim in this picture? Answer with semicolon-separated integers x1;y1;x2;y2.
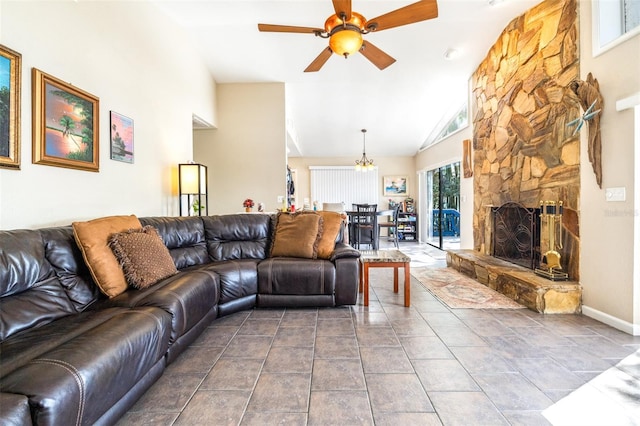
582;305;640;336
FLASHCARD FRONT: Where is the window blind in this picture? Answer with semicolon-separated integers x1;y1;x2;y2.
310;166;379;209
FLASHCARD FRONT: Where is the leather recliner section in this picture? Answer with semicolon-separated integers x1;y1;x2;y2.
0;307;171;425
257;258;336;308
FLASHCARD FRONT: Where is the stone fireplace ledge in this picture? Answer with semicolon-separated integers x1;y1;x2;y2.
446;249;582;314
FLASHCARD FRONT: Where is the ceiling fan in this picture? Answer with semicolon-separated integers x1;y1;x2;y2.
258;0;438;72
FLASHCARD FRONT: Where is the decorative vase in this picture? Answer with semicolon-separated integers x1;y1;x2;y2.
245;207;252;212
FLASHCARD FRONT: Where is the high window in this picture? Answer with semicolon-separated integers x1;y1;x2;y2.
420;103;468;150
593;0;640;56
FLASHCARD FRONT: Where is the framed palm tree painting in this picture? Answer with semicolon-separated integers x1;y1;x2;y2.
32;68;99;172
0;44;21;169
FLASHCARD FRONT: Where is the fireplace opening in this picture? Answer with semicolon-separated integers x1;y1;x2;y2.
491;202;540;270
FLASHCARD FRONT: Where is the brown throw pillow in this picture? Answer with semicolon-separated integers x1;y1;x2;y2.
270;211;323;259
72;215;142;298
109;226;178;289
315;210;345;259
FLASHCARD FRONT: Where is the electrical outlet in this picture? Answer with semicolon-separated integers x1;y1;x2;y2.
605;187;626;202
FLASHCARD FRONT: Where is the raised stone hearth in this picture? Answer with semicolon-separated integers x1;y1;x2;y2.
446;249;581;314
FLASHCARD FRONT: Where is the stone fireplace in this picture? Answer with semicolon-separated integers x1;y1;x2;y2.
471;0;581;282
446;0;582;314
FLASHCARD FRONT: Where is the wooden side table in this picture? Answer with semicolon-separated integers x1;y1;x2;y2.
359;250;411;307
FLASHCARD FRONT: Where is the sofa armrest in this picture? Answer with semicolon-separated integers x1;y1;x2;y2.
331;243;361;261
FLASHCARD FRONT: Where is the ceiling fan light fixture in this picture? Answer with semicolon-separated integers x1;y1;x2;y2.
258;0;438;72
329;29;363;57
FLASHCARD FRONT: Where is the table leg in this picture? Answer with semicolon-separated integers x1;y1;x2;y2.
404;262;410;307
364;264;370;306
393;267;399;293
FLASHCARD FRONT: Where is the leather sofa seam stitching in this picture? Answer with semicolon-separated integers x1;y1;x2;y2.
32;358;85;426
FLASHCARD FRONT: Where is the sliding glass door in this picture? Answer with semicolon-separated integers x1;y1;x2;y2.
423;162;461;250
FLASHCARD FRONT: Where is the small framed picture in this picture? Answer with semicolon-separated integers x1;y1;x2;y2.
383;175;408;196
32;68;99;172
0;44;22;169
110;111;134;163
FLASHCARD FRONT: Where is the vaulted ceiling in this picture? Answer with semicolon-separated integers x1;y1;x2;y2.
152;0;541;157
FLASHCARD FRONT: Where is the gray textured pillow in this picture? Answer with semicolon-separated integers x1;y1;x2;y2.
109;226;178;289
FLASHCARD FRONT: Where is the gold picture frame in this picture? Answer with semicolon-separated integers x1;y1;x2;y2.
0;44;22;169
32;68;99;172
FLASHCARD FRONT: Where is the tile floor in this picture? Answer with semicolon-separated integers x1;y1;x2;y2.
117;243;640;425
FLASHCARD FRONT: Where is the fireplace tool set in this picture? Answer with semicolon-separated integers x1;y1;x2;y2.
535;201;569;281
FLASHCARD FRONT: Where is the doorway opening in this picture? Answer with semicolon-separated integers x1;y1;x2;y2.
423;162;461;250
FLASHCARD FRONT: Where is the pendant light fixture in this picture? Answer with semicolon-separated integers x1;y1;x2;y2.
355;129;375;171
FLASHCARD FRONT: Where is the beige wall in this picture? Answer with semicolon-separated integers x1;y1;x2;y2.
194;83;287;214
578;1;640;330
288;156;416;211
0;1;216;229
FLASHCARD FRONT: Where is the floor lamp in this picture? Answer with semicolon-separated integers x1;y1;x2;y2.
179;163;208;216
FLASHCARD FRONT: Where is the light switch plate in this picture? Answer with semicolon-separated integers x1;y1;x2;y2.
605;187;626;202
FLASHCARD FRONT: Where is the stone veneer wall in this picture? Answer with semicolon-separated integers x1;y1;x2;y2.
471;0;581;280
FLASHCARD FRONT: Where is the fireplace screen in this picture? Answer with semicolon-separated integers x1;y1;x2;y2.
492;202;540;269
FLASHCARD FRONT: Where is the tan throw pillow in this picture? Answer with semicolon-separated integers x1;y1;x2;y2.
270;211;323;259
315;210;345;259
72;215;141;298
109;226;178;289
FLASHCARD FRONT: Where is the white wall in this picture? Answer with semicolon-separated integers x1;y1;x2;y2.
194;83;287;214
578;1;640;332
0;1;216;229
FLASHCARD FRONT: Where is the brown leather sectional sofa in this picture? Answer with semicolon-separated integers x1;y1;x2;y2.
0;214;360;425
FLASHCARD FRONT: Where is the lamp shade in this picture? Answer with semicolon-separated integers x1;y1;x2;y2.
178;163;208;216
179;163;206;194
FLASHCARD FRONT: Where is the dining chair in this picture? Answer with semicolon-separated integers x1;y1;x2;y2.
377;204;400;249
352;204;378;249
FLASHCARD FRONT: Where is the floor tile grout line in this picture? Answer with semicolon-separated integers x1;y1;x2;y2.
237;309;286;424
349;305;376;425
171;310;252;425
415;290;517;424
309;307;320;424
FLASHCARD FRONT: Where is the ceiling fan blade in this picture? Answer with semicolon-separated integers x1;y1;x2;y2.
365;0;438;32
304;47;333;72
258;23;323;34
360;41;396;70
332;0;352;20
